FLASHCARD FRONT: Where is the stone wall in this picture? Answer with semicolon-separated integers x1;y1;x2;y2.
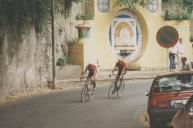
56;65;82;80
0;1;82;98
0;24;52;98
190;17;193;42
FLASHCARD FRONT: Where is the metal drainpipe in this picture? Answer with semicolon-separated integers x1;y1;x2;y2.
51;0;56;89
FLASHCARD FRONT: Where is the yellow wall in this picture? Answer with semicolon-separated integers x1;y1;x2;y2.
81;0;193;69
69;42;84;66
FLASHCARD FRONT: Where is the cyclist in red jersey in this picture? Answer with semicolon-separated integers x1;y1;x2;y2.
81;63;97;92
111;59;128;93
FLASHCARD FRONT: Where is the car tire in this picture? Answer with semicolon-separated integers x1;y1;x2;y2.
166;124;174;128
150;123;156;128
150;122;162;128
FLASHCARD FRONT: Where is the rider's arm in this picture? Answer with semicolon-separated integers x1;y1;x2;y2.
81;65;88;78
92;66;97;80
122;64;128;75
112;63;118;74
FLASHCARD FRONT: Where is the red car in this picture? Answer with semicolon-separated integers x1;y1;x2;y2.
146;71;193;128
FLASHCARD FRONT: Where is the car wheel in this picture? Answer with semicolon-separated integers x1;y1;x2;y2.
166;124;174;128
150;122;162;128
150;124;156;128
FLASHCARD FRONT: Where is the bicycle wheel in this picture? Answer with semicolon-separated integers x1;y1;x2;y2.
117;80;125;97
108;80;118;98
88;81;95;101
81;84;90;102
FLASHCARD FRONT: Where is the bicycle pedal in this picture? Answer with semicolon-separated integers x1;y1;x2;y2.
111;90;116;94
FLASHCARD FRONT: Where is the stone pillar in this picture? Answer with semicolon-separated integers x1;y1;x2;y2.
73;20;93;68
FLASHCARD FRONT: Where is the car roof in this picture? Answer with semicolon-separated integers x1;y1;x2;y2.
155;71;193;78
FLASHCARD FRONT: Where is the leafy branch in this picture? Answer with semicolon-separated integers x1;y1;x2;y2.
115;0;148;10
64;0;83;17
163;0;193;21
0;0;51;33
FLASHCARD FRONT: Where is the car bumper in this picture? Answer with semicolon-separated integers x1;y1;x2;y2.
148;108;178;125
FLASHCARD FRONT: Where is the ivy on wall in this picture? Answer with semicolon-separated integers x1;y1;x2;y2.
0;0;85;33
164;10;190;21
0;0;51;33
64;0;82;17
64;0;94;20
0;34;5;55
175;0;193;12
116;0;148;10
116;0;193;21
163;0;193;21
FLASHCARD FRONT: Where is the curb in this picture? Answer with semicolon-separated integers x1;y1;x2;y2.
56;76;155;83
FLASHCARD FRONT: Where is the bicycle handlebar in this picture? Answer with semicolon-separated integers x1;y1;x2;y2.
109;73;117;78
80;76;86;81
80;76;91;82
109;72;126;79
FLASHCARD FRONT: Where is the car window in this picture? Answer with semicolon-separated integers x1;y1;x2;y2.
152;74;193;93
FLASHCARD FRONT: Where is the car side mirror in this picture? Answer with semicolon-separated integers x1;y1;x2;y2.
145;90;150;96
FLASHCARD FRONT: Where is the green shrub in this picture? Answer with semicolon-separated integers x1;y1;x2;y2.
128;64;141;71
116;0;148;10
56;57;67;66
75;14;93;20
56;56;73;66
163;0;193;21
164;10;191;21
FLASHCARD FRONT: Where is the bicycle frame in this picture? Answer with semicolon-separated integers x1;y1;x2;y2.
110;74;124;85
108;73;126;98
80;77;95;102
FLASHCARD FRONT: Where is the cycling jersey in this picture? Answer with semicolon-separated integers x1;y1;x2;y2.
115;60;128;76
87;64;97;78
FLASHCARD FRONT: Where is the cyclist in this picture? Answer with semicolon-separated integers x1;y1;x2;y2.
111;59;128;93
81;63;97;92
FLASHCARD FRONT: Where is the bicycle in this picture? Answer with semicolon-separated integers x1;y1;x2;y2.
80;77;95;102
108;74;126;98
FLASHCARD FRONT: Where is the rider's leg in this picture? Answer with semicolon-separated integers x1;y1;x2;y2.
115;70;122;89
91;80;96;90
112;75;120;94
115;75;118;84
116;69;122;84
111;70;122;94
117;74;124;89
115;76;119;89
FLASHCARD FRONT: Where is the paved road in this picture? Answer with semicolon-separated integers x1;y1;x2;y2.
0;80;152;128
